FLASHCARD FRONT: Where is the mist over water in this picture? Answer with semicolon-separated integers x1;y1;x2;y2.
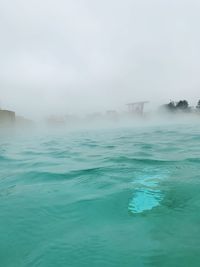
1;0;200;117
1;0;200;266
1;122;200;266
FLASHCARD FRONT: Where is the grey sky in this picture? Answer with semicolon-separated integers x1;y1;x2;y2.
1;0;200;118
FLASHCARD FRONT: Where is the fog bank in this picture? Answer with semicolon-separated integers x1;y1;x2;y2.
1;0;200;118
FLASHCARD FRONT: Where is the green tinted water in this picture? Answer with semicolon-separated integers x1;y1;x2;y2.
1;124;200;266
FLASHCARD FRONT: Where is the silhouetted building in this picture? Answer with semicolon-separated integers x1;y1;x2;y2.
126;101;149;115
46;115;66;126
0;109;15;125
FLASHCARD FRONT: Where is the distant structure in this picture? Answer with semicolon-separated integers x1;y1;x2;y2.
126;101;149;116
106;110;118;121
46;115;66;126
0;109;15;125
15;116;33;127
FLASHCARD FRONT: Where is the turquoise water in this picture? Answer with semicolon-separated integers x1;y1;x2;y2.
1;124;200;266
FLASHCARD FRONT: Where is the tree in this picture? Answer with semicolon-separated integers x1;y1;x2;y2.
176;100;189;110
165;101;176;112
163;100;191;113
196;100;200;110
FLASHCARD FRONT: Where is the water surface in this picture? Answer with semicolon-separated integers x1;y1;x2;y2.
1;124;200;266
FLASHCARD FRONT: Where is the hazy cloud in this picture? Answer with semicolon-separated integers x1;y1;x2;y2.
1;0;200;118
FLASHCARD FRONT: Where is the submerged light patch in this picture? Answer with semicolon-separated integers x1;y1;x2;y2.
128;172;167;214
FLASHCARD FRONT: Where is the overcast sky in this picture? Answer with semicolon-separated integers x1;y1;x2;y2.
1;0;200;118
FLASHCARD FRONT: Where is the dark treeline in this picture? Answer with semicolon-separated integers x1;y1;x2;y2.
162;100;200;113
